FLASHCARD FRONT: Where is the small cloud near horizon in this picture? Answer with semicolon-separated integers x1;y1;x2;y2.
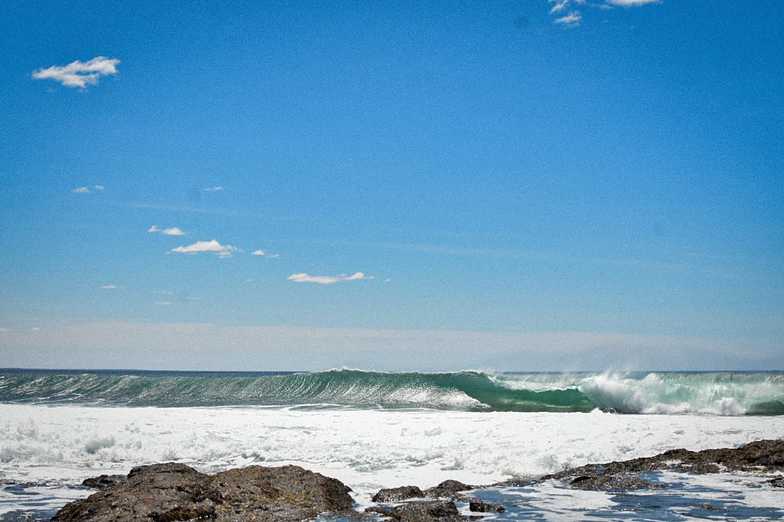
32;56;120;89
170;239;237;257
287;272;371;285
148;225;186;236
251;249;279;258
202;186;224;192
100;284;119;290
71;185;104;194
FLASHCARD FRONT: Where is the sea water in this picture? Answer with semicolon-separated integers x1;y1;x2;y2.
0;369;783;520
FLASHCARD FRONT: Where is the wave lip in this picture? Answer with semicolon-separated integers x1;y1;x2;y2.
0;369;782;415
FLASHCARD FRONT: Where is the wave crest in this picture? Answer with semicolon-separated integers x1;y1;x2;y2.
0;369;782;415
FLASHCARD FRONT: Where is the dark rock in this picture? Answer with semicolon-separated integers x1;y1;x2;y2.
53;463;355;521
390;500;465;521
569;473;659;491
491;477;535;488
424;480;473;499
81;474;126;490
365;505;396;517
539;439;784;493
371;485;424;503
769;477;784;488
468;499;505;513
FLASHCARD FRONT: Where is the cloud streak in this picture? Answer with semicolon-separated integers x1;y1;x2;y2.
32;56;120;89
606;0;659;6
554;11;582;26
546;0;659;27
148;225;186;236
288;272;370;285
71;185;104;194
170;240;237;257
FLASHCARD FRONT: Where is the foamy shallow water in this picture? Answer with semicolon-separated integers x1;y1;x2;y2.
1;404;783;519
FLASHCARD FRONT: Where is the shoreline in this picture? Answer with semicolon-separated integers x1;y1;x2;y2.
49;439;784;521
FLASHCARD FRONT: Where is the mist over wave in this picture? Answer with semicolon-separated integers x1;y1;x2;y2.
0;369;782;415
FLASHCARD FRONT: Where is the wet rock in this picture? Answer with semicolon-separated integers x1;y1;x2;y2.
53;463;355;521
81;474;127;490
371;485;424;503
768;477;784;488
468;499;505;513
569;473;660;491
541;439;784;492
424;480;473;499
391;500;464;521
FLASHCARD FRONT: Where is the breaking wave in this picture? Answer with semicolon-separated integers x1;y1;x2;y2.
0;369;782;415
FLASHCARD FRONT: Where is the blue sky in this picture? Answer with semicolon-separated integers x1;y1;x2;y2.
1;0;782;370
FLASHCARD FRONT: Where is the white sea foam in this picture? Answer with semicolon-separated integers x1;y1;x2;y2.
0;404;783;516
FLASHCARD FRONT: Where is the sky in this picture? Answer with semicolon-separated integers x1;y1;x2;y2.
1;0;782;371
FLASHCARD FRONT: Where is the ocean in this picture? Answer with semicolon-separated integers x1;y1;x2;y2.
1;369;783;520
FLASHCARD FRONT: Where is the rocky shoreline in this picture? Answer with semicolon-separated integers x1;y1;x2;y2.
52;439;784;521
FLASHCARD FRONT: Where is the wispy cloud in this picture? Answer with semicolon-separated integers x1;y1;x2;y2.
288;272;371;285
606;0;659;6
546;0;659;27
100;284;119;290
202;186;224;192
549;0;571;13
71;185;104;194
251;249;279;258
148;225;186;236
554;10;582;26
32;56;120;89
170;239;237;257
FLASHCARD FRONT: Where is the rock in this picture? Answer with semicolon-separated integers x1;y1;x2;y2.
53;463;355;521
371;485;424;503
768;477;784;488
568;473;659;491
82;474;126;490
468;499;505;513
541;439;784;492
423;480;473;499
390;500;465;521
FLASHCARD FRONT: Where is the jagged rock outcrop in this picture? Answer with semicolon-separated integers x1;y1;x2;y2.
53;463;355;521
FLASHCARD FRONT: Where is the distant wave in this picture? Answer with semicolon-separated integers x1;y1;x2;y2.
0;369;782;415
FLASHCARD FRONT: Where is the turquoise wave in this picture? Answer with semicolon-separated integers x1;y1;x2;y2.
0;369;782;415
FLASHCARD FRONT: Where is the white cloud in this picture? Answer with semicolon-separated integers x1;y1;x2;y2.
71;185;104;194
606;0;659;6
251;249;266;256
32;56;120;89
170;239;237;257
549;0;570;13
287;272;371;285
100;284;118;290
554;11;582;26
202;186;224;192
149;225;185;236
155;301;173;306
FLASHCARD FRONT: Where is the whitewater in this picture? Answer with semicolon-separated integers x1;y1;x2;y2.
1;369;783;519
